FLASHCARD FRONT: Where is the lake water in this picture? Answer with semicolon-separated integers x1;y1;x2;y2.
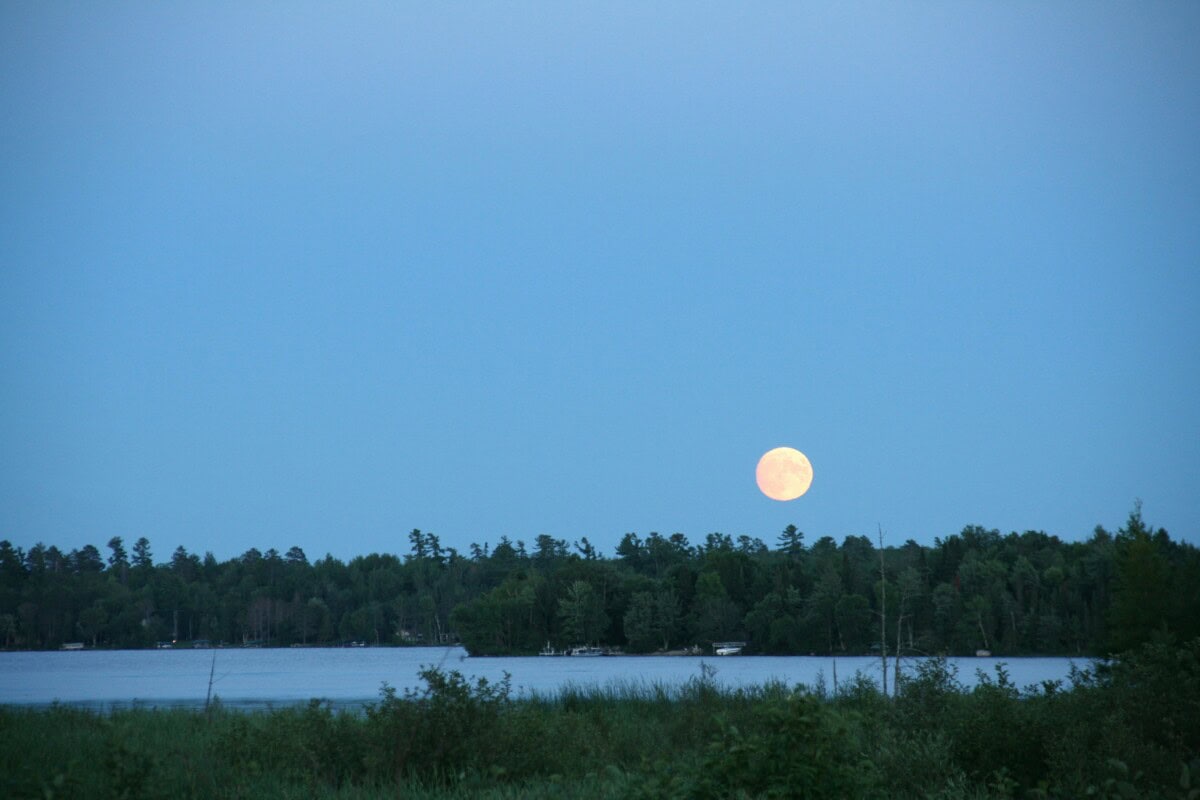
0;647;1089;710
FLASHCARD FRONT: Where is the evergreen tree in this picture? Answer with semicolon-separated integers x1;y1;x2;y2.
777;524;805;555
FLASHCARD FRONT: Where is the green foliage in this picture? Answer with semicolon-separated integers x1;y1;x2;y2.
1;506;1197;661
689;690;877;798
5;640;1200;798
1109;505;1176;652
558;580;608;646
363;667;513;783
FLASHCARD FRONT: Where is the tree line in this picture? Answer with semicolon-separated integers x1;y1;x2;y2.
1;505;1196;656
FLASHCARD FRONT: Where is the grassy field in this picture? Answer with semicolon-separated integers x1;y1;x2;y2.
3;638;1198;799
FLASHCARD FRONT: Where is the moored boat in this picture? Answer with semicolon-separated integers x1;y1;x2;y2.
568;645;604;657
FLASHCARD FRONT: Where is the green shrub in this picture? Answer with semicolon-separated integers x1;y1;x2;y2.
7;642;1200;799
363;666;511;784
686;689;878;799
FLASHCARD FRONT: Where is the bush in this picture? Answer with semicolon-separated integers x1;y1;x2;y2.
8;643;1200;799
363;666;512;784
686;689;878;799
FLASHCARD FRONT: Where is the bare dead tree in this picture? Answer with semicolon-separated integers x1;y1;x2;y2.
878;525;888;697
205;649;217;716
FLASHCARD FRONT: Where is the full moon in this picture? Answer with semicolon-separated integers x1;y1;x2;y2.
755;447;813;501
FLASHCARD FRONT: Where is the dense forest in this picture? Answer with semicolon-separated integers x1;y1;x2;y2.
2;505;1197;657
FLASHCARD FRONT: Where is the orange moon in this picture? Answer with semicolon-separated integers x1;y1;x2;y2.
755;447;813;501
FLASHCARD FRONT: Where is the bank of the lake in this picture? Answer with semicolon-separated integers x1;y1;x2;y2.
2;638;1198;799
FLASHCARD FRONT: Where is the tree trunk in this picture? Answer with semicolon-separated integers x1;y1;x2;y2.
878;527;888;697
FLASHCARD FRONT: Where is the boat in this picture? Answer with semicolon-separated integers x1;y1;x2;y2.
713;641;746;656
975;649;992;657
538;641;560;656
568;646;604;657
60;642;84;651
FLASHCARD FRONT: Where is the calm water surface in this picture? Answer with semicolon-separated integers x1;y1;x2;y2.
0;648;1089;710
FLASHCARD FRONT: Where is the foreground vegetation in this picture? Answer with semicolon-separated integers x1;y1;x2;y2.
3;637;1199;799
3;505;1197;657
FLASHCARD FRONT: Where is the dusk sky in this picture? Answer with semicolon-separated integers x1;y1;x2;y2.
2;3;1197;562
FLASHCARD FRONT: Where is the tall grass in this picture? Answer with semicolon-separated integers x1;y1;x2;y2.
3;639;1199;799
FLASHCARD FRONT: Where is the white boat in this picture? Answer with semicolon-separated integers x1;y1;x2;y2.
713;641;746;656
569;646;604;657
538;641;560;656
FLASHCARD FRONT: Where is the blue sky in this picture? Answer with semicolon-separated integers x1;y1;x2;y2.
2;3;1198;561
